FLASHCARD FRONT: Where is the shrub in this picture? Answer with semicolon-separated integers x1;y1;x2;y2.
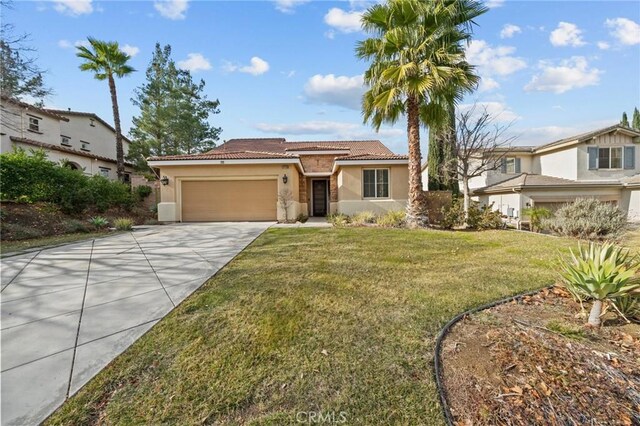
376;210;405;228
2;223;45;240
522;207;552;233
559;241;640;326
89;216;109;228
612;295;640;323
64;219;90;233
86;176;134;212
113;217;134;231
543;198;626;240
327;213;350;227
351;211;377;225
135;185;153;200
296;214;308;223
441;199;503;230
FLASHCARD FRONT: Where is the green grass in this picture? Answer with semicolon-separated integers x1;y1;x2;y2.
47;228;575;425
0;231;115;255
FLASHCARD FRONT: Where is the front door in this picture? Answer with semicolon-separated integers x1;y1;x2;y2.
312;180;328;216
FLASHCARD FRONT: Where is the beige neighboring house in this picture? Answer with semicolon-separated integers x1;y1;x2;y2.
147;138;409;222
467;124;640;222
0;96;134;181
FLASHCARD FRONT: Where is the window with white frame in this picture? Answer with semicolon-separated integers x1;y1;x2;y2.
81;140;90;151
99;167;110;178
363;169;389;198
505;157;516;173
61;135;71;146
598;147;622;169
28;116;40;132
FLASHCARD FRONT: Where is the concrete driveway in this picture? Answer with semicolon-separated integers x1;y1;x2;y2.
0;222;271;426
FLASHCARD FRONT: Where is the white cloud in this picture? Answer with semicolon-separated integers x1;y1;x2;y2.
121;44;140;58
274;0;309;14
459;101;521;122
524;56;602;94
478;76;500;92
465;40;527;76
57;39;72;49
500;24;521;39
485;0;505;8
324;8;363;33
605;17;640;45
154;0;188;20
282;70;296;78
224;57;270;76
549;22;586;47
303;74;365;110
53;0;93;16
597;41;610;50
177;53;212;72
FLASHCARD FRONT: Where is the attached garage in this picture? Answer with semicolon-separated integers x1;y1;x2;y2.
181;180;278;222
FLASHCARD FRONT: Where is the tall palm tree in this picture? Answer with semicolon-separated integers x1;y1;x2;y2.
77;38;135;181
357;0;486;227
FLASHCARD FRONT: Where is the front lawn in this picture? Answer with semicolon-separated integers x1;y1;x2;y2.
48;228;575;425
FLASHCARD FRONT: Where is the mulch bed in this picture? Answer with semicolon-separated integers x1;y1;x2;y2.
441;287;640;426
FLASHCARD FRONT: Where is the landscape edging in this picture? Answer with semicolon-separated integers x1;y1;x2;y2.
433;285;554;426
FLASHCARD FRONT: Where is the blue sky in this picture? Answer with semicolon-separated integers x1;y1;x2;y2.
5;0;640;153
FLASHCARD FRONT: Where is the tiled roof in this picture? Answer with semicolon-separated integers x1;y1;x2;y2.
473;173;623;194
1;96;69;121
10;136;133;166
210;138;395;156
336;154;409;161
44;109;132;143
148;150;298;161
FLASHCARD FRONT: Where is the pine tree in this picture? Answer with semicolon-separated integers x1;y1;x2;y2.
620;111;629;127
632;107;640;130
127;43;221;170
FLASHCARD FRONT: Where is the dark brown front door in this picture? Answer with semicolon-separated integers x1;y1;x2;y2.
312;180;328;216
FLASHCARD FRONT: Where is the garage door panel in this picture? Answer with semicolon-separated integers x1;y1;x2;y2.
182;180;277;222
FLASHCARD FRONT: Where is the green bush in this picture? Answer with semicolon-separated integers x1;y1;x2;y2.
64;219;90;233
612;295;640;323
351;211;377;225
522;207;552;232
543;198;627;240
296;214;308;223
135;185;153;200
327;213;350;227
89;216;109;228
113;217;134;231
0;148;135;214
376;210;405;228
441;199;503;230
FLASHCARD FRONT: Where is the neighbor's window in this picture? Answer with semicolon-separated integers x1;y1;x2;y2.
505;157;516;174
81;141;90;151
363;169;389;198
597;147;623;169
90;118;95;127
28;116;40;132
61;135;71;146
99;167;110;178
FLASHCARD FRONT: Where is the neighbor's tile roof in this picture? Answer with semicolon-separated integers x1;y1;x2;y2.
147;150;298;161
473;173;623;194
1;96;70;121
336;154;409;161
10;136;134;166
211;138;395;156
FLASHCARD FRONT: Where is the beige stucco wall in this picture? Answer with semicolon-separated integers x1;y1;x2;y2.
335;164;409;214
156;163;300;222
576;134;639;181
479;192;523;218
535;147;578;180
620;188;640;222
0;102;62;148
58;114;130;158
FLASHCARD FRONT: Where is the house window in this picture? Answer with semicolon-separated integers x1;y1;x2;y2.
90;118;95;127
81;141;90;151
500;157;521;174
28;116;40;132
99;167;110;178
597;147;623;169
61;135;71;146
363;169;389;198
505;158;516;174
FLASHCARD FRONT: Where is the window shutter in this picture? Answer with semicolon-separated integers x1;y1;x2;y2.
587;147;598;170
515;158;521;174
500;158;507;173
624;146;636;170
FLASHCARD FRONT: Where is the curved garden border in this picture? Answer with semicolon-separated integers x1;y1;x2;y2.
433;285;554;425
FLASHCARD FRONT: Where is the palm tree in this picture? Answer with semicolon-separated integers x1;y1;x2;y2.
357;0;486;227
77;38;135;181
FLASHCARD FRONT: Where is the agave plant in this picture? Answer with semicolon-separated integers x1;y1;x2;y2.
560;242;640;326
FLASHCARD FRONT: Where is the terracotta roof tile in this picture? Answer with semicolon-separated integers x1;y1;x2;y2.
148;150;298;161
210;138;395;156
337;154;408;161
1;96;69;121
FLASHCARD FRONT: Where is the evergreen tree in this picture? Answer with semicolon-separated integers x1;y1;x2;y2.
620;111;629;127
127;43;221;170
632;107;640;130
427;105;458;193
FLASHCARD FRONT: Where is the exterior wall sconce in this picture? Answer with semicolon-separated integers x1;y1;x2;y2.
282;174;288;184
160;176;169;186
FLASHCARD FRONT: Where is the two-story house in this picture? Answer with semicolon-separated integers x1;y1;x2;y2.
469;124;640;221
0;96;134;181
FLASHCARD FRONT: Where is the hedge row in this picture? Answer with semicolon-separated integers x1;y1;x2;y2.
1;149;135;214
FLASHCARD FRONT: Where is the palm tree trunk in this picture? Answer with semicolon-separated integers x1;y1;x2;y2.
108;74;125;181
406;95;427;228
588;300;603;327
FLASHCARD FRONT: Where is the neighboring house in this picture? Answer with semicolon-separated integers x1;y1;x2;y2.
468;125;640;222
147;138;409;222
0;96;133;181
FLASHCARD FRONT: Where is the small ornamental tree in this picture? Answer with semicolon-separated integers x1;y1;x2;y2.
620;111;630;127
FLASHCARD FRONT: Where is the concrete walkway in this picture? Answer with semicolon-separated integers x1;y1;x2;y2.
0;222;271;426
